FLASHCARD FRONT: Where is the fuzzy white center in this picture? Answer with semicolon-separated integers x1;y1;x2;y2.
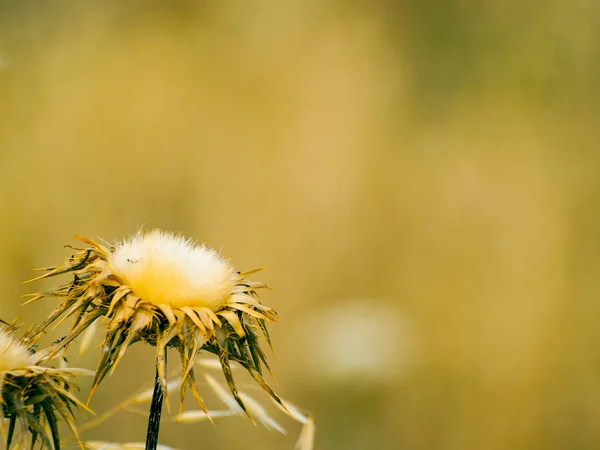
109;230;239;310
0;330;34;372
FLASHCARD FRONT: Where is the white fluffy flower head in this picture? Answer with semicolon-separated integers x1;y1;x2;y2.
0;329;34;372
109;230;239;310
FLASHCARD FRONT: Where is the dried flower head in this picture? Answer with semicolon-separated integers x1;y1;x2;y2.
0;322;92;449
28;229;281;417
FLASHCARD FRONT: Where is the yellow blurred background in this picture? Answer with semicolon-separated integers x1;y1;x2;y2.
1;1;600;449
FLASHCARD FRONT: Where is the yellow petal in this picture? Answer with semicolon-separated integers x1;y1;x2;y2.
107;286;131;316
228;303;268;320
156;304;176;325
217;311;245;338
180;306;205;332
195;308;214;330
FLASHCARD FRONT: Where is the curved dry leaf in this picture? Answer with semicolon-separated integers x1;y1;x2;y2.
204;374;243;414
239;392;286;435
173;409;238;423
295;416;315;450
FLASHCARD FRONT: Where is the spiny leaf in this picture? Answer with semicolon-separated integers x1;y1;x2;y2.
218;346;253;423
24;249;92;283
41;399;61;450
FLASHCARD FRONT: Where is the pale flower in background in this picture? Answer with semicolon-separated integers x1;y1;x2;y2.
299;298;417;383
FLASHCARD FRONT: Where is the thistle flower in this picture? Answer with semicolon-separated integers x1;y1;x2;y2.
0;322;92;449
28;229;281;418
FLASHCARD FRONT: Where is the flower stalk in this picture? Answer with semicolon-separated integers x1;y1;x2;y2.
145;355;166;450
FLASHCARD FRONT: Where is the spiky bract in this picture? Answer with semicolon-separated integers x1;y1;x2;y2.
28;230;281;417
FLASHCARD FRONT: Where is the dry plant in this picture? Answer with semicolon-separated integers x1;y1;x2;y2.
0;320;92;449
77;360;314;450
12;229;312;450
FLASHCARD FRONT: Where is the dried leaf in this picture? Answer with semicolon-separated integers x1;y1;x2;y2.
295;416;315;450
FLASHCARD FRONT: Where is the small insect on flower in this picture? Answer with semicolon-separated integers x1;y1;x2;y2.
0;320;92;450
27;229;282;418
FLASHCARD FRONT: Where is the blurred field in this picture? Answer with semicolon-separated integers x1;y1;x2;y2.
1;1;600;449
